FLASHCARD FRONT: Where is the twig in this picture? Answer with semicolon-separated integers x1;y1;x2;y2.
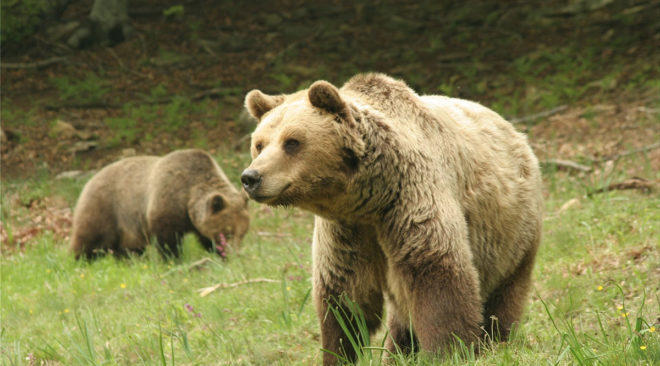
188;87;242;101
188;257;215;270
198;278;280;297
45;102;122;110
593;142;660;163
540;142;660;174
1;56;68;69
540;159;592;173
105;47;124;69
588;177;659;196
509;105;568;124
256;231;292;238
45;87;242;110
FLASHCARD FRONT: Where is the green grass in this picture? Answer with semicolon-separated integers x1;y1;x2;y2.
1;152;658;365
51;73;111;104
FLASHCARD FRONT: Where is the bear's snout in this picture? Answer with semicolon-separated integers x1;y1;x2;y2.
241;169;262;196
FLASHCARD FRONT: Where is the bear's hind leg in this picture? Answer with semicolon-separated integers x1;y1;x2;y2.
482;249;537;341
71;231;119;260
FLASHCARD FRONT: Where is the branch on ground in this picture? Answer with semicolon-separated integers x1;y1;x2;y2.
592;142;660;163
541;142;660;174
510;105;568;124
588;177;659;196
45;87;242;110
540;159;592;173
198;278;280;297
1;57;68;69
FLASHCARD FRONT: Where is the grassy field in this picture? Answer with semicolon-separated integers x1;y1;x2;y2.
1;146;658;365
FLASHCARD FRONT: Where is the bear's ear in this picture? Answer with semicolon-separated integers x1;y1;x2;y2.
308;81;354;125
209;194;225;213
245;90;284;120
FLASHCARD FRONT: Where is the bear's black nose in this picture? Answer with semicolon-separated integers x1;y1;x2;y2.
241;169;262;195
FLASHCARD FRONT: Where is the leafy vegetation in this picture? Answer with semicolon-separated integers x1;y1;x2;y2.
0;0;50;46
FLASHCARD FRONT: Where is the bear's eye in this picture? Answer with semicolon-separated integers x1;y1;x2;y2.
255;142;263;154
284;138;300;154
211;195;225;213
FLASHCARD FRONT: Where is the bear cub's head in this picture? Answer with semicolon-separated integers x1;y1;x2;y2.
188;189;250;257
241;80;365;214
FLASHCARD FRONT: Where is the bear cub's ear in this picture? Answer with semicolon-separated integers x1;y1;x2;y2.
210;194;225;213
245;90;285;120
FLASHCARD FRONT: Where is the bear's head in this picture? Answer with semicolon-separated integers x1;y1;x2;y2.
188;189;250;257
241;80;365;216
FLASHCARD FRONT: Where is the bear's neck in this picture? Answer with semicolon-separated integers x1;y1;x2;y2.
335;110;411;220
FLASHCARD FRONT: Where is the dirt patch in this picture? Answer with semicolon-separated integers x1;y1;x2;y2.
1;195;73;253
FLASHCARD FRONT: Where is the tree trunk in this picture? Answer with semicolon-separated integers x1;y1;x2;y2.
67;0;132;48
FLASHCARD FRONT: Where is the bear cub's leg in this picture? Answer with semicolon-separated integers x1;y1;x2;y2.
72;229;119;260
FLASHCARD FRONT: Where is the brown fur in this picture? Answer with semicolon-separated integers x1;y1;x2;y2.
243;73;543;364
70;149;250;259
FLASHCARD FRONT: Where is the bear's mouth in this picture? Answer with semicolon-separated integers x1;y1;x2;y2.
215;233;228;258
251;183;291;204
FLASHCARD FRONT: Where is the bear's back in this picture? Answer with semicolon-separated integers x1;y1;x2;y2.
151;149;228;187
421;95;543;295
75;156;159;217
145;149;239;225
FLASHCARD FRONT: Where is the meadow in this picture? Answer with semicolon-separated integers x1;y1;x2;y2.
1;144;658;365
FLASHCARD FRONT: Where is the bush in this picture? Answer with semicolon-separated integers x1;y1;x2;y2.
1;0;51;47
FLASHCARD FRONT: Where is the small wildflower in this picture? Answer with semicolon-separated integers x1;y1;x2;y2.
184;303;202;318
617;305;624;310
120;283;126;289
29;309;33;314
650;326;656;333
183;278;188;283
287;286;291;291
596;285;603;291
64;309;70;313
46;269;51;273
143;264;148;269
621;312;629;318
80;273;85;279
640;345;647;350
169;290;174;294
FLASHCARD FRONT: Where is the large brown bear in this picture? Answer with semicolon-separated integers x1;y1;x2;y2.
70;149;250;259
241;73;543;364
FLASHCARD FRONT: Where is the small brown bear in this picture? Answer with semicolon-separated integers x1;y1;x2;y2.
241;73;543;364
70;149;250;259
